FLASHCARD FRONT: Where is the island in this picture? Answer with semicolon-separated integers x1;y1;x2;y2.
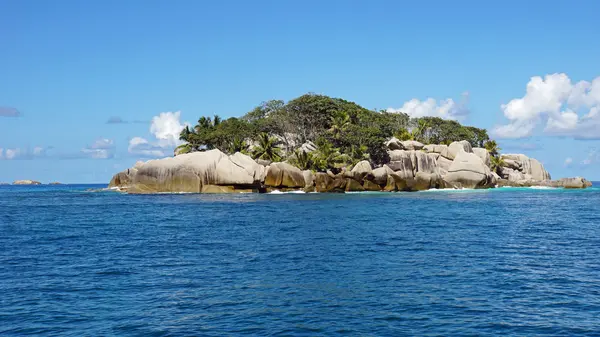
109;94;592;193
13;180;42;185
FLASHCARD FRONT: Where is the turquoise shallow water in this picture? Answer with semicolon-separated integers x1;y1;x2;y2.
1;184;600;336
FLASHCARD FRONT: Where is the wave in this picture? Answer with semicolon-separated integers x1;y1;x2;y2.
268;190;306;194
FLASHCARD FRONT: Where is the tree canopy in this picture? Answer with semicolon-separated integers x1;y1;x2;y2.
177;93;495;172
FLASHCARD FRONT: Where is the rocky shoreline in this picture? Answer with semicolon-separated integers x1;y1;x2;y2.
109;140;592;193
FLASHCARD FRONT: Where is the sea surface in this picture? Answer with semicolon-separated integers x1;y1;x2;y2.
1;184;600;336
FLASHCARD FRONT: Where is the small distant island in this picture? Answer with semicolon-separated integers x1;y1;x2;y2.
109;94;592;193
13;180;42;185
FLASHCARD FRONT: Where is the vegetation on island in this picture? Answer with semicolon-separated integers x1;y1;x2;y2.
177;93;501;172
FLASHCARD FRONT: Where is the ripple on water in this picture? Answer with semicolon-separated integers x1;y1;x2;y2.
1;184;600;336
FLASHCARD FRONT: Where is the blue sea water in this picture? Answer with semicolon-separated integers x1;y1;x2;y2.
1;184;600;336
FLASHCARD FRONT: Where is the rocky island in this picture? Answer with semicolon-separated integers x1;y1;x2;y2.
13;180;42;185
109;94;591;193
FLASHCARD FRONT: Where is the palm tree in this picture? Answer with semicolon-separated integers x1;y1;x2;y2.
313;139;350;171
328;111;351;141
252;133;282;162
349;144;370;165
484;140;501;157
395;119;428;142
228;137;248;154
289;149;313;170
490;155;505;174
179;125;192;142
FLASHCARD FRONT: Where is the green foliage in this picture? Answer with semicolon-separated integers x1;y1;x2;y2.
416;117;489;147
227;137;249;155
177;93;495;170
175;143;193;155
252;133;282;162
288;149;314;171
312;138;350;172
490;155;505;174
484;140;501;157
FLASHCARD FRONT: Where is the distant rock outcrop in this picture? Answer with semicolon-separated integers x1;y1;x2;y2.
13;180;42;185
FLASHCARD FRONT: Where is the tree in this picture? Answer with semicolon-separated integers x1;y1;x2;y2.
312;138;350;172
289;149;314;170
328;111;351;143
484;140;501;157
252;133;282;162
227;137;249;154
490;155;505;174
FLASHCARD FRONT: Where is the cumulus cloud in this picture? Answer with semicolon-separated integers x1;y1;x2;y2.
81;138;115;159
493;73;600;139
0;146;50;160
150;111;187;147
128;137;168;158
564;157;573;166
128;111;188;158
387;92;470;120
0;107;21;117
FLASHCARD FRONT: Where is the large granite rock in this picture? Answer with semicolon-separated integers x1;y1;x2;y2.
443;140;473;160
302;170;315;189
13;180;42;185
387;150;414;179
401;140;425;151
385;137;403;150
215;152;266;185
345;178;365;192
129;150;267;193
350;160;372;180
501;154;551;181
315;172;346;192
424;144;448;155
444;151;495;189
473;148;491;167
109;167;138;189
264;162;305;188
436;156;453;176
368;165;394;185
553;177;592;189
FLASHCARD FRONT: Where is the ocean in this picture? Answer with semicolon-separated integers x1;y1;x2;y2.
1;184;600;336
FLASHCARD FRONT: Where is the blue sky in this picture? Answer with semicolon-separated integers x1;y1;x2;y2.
1;0;600;183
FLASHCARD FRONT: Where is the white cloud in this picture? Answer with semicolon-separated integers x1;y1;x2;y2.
128;137;168;158
564;157;573;166
493;73;600;139
81;138;115;159
581;149;598;166
128;111;188;158
387;92;470;120
0;146;49;160
150;111;187;147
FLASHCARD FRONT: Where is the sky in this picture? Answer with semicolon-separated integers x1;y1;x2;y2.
1;0;600;183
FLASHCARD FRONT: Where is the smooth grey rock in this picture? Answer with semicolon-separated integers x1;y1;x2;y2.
400;140;425;151
442;140;473;160
444;151;494;189
385;137;404;150
473;148;491;167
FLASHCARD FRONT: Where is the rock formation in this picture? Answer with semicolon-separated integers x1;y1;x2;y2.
13;180;42;185
108;139;591;193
